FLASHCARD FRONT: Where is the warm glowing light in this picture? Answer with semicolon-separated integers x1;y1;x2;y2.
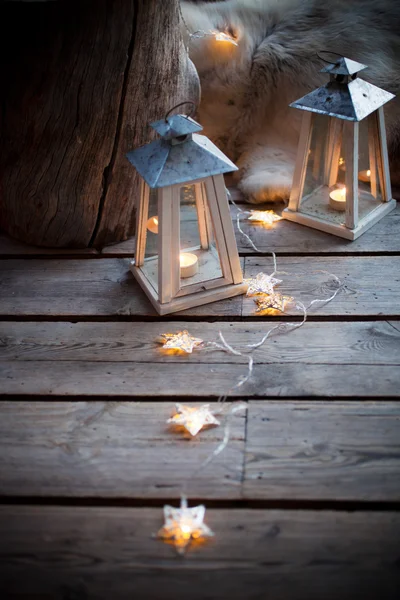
339;157;345;166
167;403;220;436
147;216;159;234
180;252;198;278
358;169;371;182
329;187;346;211
245;272;282;296
213;31;238;45
160;330;203;354
254;293;294;314
157;497;214;554
248;210;282;226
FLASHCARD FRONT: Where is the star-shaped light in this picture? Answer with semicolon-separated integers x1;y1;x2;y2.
157;497;214;554
254;293;294;313
245;272;283;296
213;30;238;45
160;330;203;354
248;210;282;226
167;403;220;436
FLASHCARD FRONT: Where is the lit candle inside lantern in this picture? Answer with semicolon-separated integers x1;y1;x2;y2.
147;216;159;234
358;169;371;182
339;160;371;183
180;253;198;278
329;187;346;211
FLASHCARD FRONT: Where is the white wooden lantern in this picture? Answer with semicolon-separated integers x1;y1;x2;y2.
283;56;396;239
126;109;246;315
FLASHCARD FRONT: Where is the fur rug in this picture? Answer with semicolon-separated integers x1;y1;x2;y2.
181;0;400;202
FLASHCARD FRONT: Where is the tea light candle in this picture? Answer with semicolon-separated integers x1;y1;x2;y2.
329;187;346;211
358;169;371;183
180;253;198;278
147;216;159;234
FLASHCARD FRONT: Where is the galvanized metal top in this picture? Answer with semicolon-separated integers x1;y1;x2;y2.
291;57;395;121
126;115;238;188
321;57;367;76
151;115;203;140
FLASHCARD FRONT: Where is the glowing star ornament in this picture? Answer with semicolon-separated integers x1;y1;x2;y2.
254;293;294;313
248;210;282;226
213;30;238;45
160;330;203;354
157;497;214;554
245;272;283;296
167;403;220;436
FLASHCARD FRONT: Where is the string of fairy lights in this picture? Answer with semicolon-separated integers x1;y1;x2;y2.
155;200;342;555
153;5;343;555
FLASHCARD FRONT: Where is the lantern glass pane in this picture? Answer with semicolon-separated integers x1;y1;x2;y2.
140;186;160;292
179;182;223;290
298;115;384;226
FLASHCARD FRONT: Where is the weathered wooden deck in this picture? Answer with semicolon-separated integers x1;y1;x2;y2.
1;196;400;599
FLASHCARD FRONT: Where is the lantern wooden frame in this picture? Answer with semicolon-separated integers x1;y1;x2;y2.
132;174;246;315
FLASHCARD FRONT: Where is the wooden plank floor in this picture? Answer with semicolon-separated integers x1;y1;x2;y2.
1;195;400;599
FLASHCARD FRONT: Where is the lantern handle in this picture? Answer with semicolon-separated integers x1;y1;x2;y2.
316;50;344;65
165;101;197;123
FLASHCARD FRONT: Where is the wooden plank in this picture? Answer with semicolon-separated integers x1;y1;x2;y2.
0;506;399;599
244;401;400;501
0;259;243;317
1;321;399;397
243;256;400;316
1;400;399;502
1;321;400;365
0;233;99;256
1;363;399;397
2;201;400;258
0;256;399;317
233;203;400;254
0;401;245;499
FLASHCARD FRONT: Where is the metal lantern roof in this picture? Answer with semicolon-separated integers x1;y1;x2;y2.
291;57;395;121
321;57;367;76
126;114;237;188
150;114;203;139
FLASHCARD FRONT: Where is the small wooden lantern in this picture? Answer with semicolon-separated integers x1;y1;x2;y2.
126;108;246;315
283;56;396;239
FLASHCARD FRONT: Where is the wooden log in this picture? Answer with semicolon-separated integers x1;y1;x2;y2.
0;0;200;248
0;506;399;599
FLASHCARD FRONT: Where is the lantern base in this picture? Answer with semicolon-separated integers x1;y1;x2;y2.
282;199;396;240
130;264;247;315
